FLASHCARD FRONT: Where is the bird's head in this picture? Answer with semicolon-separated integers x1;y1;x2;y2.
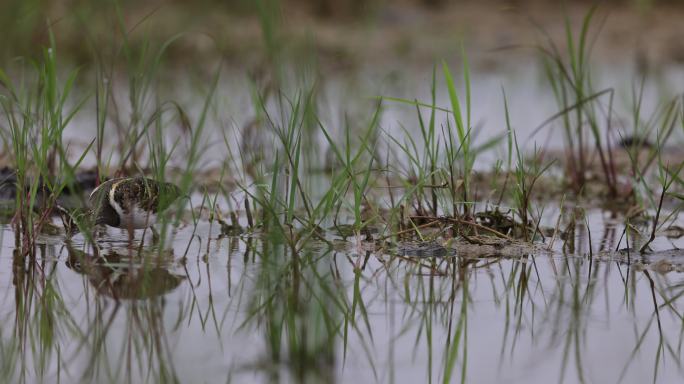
56;205;92;236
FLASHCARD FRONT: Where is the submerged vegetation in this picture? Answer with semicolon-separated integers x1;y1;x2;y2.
0;1;684;383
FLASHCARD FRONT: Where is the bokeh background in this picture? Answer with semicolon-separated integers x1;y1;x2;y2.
3;0;684;71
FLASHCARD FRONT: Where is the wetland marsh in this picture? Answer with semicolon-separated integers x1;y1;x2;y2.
2;1;684;383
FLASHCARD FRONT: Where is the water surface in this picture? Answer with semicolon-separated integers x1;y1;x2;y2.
2;212;684;384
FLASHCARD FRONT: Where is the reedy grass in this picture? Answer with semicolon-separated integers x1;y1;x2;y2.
6;5;675;256
639;136;684;253
384;54;476;219
2;5;684;384
537;8;619;197
442;52;473;217
382;52;509;237
501;90;555;241
624;96;680;193
0;34;92;255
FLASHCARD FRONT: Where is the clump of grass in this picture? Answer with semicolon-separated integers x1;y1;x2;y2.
320;102;381;234
0;35;91;255
503;92;554;242
623;94;680;203
639;119;684;253
382;52;474;220
442;52;474;217
381;52;507;241
537;8;618;198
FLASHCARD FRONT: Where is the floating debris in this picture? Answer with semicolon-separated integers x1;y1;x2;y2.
398;241;452;258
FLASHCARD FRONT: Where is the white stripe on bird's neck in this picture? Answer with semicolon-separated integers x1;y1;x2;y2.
107;179;158;229
108;179;125;218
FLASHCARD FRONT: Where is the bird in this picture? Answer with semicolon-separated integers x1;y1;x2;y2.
58;177;182;236
88;177;182;230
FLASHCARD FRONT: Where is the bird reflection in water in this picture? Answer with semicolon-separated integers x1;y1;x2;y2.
65;241;185;300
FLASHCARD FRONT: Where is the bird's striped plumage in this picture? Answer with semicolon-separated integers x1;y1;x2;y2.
89;177;181;229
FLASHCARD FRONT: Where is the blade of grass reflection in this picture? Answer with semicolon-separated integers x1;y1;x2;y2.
498;261;517;371
643;270;684;381
8;247;84;382
618;313;658;383
81;302;120;382
442;259;467;384
425;266;436;384
203;254;222;339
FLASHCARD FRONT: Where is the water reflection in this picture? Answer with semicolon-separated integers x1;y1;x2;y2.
64;242;184;300
0;219;683;383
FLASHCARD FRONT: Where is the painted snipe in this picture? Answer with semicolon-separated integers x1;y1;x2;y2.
88;177;182;230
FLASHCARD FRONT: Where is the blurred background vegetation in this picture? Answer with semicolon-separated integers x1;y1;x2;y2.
3;0;684;74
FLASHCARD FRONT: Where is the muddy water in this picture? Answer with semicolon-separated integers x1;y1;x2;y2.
1;209;684;384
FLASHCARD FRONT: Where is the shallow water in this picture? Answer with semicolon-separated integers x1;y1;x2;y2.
4;3;684;381
58;61;684;173
2;210;684;384
3;46;684;384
